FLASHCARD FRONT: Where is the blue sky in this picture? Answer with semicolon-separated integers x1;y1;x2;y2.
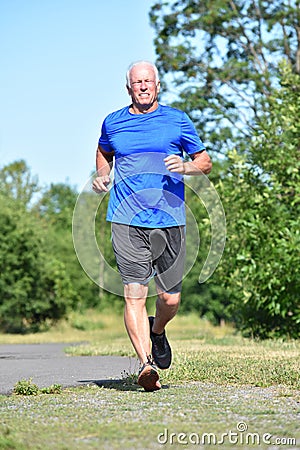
0;0;156;190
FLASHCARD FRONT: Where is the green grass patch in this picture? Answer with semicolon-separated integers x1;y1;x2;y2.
0;384;299;449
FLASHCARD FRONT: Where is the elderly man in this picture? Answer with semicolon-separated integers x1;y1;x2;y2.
92;60;212;391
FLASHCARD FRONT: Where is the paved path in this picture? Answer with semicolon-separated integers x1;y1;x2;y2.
0;343;137;395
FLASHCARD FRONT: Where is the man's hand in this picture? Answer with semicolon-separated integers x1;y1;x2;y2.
165;151;212;176
164;155;185;174
92;175;111;193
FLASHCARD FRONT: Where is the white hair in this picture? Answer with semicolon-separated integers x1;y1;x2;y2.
126;60;159;87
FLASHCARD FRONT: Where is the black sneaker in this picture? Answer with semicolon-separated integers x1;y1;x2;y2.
137;356;161;392
149;316;172;369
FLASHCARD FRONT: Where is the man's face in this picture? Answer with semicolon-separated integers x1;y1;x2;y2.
127;64;160;112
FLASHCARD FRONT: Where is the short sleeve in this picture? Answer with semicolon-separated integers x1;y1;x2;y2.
98;119;114;153
180;112;205;155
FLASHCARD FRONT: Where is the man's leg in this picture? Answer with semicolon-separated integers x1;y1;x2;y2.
152;290;181;335
124;282;161;391
123;282;151;364
148;289;181;369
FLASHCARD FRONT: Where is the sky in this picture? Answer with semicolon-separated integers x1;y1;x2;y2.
0;0;157;191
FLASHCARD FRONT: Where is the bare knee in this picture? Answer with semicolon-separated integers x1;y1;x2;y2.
157;292;181;308
124;283;148;306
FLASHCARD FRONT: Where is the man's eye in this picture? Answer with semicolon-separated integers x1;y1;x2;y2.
132;80;155;86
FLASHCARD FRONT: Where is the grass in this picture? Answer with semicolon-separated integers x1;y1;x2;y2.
0;383;299;449
0;311;299;449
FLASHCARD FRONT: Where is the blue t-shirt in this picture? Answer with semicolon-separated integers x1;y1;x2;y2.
98;104;205;228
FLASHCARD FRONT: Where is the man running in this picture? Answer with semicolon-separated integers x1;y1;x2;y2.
92;60;212;391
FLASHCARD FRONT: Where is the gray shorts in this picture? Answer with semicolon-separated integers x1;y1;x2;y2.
111;223;186;293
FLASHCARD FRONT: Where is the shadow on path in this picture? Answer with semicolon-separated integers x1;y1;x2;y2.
80;379;170;392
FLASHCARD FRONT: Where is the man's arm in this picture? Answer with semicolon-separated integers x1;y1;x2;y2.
92;145;114;193
164;150;212;175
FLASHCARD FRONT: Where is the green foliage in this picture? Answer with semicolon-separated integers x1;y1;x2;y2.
13;378;39;396
0;194;77;333
218;61;300;338
34;182;77;229
0;159;39;206
13;379;62;395
150;0;300;153
0;163;81;331
39;384;62;394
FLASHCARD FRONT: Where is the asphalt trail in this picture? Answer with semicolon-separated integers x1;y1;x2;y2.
0;343;137;395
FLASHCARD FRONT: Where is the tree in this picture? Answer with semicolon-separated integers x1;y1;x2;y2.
217;61;300;338
34;182;77;229
150;0;300;153
0;160;40;207
0;194;77;332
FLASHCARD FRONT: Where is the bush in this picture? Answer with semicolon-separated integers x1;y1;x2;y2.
218;62;300;338
0;195;77;333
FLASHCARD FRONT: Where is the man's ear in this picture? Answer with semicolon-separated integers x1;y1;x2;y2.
126;85;132;96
